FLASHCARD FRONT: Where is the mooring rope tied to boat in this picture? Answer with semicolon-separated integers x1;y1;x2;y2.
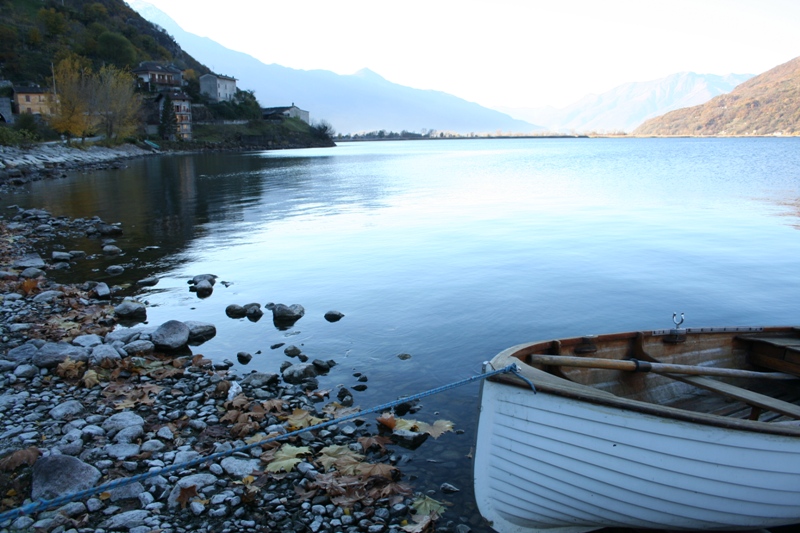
0;363;527;523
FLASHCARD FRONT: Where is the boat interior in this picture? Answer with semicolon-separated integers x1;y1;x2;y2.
496;326;800;431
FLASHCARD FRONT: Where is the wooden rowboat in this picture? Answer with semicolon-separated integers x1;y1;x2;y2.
474;325;800;533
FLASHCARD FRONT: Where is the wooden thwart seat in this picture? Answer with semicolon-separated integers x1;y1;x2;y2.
740;335;800;375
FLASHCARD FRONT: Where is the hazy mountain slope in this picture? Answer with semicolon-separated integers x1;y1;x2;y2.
130;1;542;135
634;56;800;136
499;72;751;133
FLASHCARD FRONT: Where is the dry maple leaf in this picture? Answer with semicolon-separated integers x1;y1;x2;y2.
357;435;392;453
264;444;310;473
416;420;454;439
355;462;397;480
56;358;85;380
82;369;100;388
176;484;199;509
0;447;39;471
402;513;436;533
284;409;324;430
316;445;364;472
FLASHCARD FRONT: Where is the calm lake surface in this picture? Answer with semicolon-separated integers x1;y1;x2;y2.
8;137;800;527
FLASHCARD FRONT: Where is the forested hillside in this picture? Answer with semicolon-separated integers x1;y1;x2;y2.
0;0;208;85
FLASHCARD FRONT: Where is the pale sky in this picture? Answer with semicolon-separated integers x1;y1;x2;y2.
137;0;800;109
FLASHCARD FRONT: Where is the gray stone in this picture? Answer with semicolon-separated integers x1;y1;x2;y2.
100;510;150;530
136;276;159;287
89;343;121;365
123;339;154;356
193;279;213;297
272;303;305;320
190;274;217;286
103;411;145;433
105;443;141;460
93;282;111;299
282;363;319;384
284;345;302;357
220;457;260;477
32;290;63;303
115;300;146;320
104;328;142;344
225;304;246;318
106;264;125;275
4;342;38;364
184;321;217;344
109;481;145;501
150;320;190;350
52;251;72;262
32;342;89;368
324;310;345;322
72;334;103;348
240;372;278;388
12;363;38;378
20;267;45;278
114;425;144;444
102;244;122;255
31;455;101;500
49;400;84;420
15;253;45;269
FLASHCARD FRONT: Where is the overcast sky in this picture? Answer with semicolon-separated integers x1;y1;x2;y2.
136;0;800;110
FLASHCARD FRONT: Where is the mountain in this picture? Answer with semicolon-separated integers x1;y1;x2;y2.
129;1;542;135
634;56;800;136
498;72;752;134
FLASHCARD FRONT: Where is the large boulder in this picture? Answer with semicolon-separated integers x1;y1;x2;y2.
270;303;305;329
150;320;190;351
282;363;318;384
33;342;89;368
32;455;101;500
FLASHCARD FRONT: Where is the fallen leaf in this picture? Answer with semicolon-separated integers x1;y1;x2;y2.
317;445;364;472
0;447;39;471
357;435;392;453
82;369;100;388
356;462;397;480
264;444;310;473
56;357;85;380
177;485;199;509
376;412;396;430
402;513;435;533
417;419;454;439
412;494;446;517
285;409;324;430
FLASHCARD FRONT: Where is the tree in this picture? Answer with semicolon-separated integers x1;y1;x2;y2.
96;31;137;67
94;65;141;142
158;92;177;140
49;55;96;141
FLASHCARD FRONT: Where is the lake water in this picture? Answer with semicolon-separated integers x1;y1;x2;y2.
9;137;800;528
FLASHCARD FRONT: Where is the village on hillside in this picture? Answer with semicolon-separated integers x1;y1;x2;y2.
0;61;311;142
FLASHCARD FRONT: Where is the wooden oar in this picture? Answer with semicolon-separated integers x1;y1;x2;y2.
528;354;799;380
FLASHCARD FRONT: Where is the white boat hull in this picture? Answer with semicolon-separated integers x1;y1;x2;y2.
475;379;800;533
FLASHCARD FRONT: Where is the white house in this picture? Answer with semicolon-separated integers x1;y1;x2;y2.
199;73;237;102
262;104;310;124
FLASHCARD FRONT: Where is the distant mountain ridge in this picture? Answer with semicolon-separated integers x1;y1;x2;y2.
634;56;800;136
498;72;752;133
130;1;542;135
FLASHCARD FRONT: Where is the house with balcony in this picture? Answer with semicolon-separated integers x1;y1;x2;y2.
199;73;237;102
133;62;184;92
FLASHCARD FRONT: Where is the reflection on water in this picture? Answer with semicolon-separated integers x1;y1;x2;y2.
8;138;800;530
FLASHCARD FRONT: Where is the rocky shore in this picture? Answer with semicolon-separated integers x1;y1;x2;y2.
0;206;467;532
0;144;152;186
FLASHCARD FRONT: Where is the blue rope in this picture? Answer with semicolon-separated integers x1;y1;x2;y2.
0;363;528;523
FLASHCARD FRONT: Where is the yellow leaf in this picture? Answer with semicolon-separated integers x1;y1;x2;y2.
412;494;446;517
264;444;310;473
417;419;454;439
5;489;17;497
99;492;111;500
317;445;364;472
285;409;324;430
394;418;420;432
82;369;100;388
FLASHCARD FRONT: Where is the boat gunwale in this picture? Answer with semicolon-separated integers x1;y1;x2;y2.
485;326;800;438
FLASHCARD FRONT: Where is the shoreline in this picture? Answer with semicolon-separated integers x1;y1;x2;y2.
0;208;465;532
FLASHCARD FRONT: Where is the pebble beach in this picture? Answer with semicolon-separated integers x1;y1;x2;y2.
0;144;472;533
